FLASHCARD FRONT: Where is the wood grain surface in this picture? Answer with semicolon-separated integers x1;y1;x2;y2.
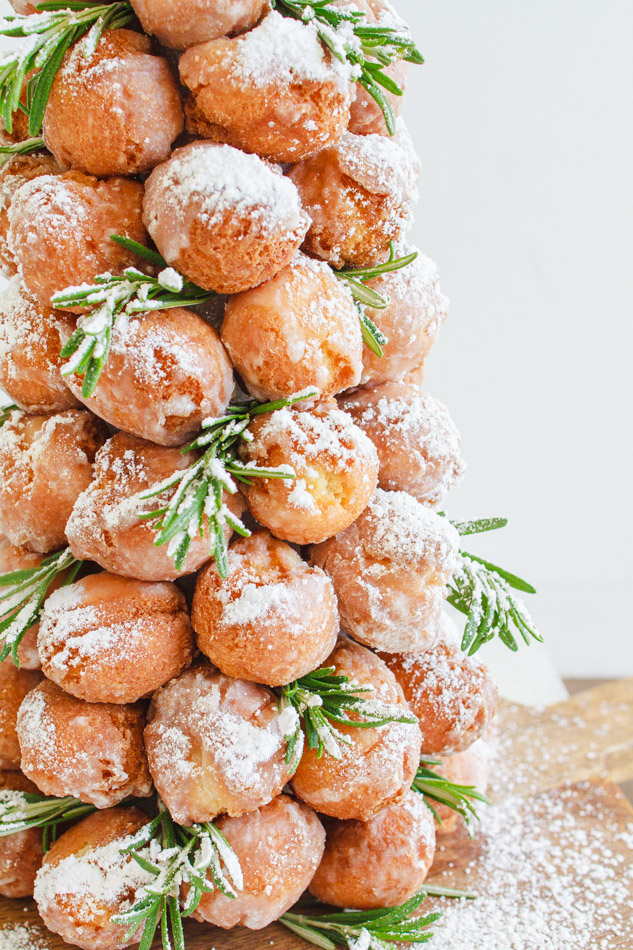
0;678;631;950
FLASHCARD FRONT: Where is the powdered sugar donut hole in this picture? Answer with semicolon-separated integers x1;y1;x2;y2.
0;277;79;414
359;248;449;386
311;488;460;653
38;572;194;704
309;789;436;909
0;659;43;769
43;30;184;177
66;432;245;582
191;795;326;930
221;253;363;402
291;638;422;821
238;401;379;545
0;409;108;553
8;173;147;312
287;130;420;267
144;665;291;825
65;307;234;447
180;11;354;164
192;530;339;687
131;0;267;49
340;383;466;505
0;154;62;277
33;806;154;950
17;679;153;808
0;771;44;898
143;141;309;294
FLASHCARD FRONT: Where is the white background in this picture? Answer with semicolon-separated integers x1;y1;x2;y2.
398;0;633;678
0;1;630;679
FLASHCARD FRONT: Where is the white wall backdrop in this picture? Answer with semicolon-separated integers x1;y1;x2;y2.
399;0;633;677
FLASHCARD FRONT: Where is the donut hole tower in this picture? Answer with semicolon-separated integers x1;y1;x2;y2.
0;2;542;948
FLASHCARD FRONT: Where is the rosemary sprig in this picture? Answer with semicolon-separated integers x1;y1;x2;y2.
271;0;423;134
335;243;418;358
281;890;441;949
445;515;541;655
113;802;243;950
0;789;96;851
0;546;81;666
0;401;17;426
412;756;489;838
139;391;316;577
0;1;135;138
55;235;213;399
277;666;418;775
0;135;45;164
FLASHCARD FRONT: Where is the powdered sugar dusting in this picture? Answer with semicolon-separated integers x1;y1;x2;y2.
364;489;459;567
0;926;48;950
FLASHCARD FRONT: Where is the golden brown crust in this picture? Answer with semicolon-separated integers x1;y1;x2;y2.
43;29;184;177
0;660;43;769
17;679;153;808
192;530;339;687
39;571;194;704
0;154;62;277
0;409;108;553
291;639;422;821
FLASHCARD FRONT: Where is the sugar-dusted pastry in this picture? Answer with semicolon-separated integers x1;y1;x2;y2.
291;639;421;820
192;530;339;686
0;409;108;553
311;489;459;653
143;141;309;294
0;153;62;277
18;679;153;807
221;253;362;402
0;659;43;768
38;572;194;704
130;0;267;49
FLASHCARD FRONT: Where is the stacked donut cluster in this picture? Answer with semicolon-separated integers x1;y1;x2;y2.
0;0;498;945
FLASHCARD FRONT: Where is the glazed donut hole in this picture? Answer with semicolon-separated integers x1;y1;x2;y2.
191;530;339;687
65;306;235;447
339;383;466;506
131;0;267;49
0;154;62;277
291;638;422;821
0;660;43;769
432;735;494;836
287;129;420;268
179;11;354;164
0;770;44;898
378;626;498;756
33;806;153;950
191;795;326;930
310;488;460;654
359;247;449;386
0;409;108;553
8;0;37;12
66;431;246;582
143;141;310;294
221;253;363;402
43;29;184;178
38;571;194;704
8;172;147;312
238;401;379;546
310;789;435;909
0;277;79;414
144;664;292;825
17;679;153;808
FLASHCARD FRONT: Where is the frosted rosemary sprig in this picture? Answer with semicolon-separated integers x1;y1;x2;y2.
0;135;45;164
0;546;81;666
271;0;423;134
335;243;418;357
139;390;316;577
0;401;17;426
412;756;489;838
0;789;96;852
277;666;418;775
281;890;441;949
55;235;213;399
113;802;243;950
446;515;541;655
0;1;135;138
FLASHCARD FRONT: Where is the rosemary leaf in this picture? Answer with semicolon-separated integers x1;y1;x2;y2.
0;135;45;164
0;789;95;851
412;756;489;838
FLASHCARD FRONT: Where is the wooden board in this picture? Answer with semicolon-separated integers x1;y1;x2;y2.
1;678;632;949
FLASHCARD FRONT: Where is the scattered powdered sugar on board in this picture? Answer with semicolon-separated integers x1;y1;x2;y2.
426;782;633;949
0;926;48;950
